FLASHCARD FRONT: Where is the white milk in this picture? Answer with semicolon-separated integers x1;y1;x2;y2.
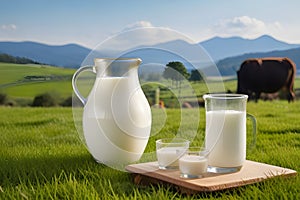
83;77;151;164
179;155;208;176
156;147;186;169
205;110;246;168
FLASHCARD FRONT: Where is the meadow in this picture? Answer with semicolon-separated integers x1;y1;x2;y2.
0;62;299;199
0;101;299;199
1;62;300;108
0;63;74;96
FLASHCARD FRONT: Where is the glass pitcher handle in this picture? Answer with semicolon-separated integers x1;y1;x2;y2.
71;65;95;105
247;113;257;149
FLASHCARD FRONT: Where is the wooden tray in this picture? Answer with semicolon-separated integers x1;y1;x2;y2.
126;160;297;194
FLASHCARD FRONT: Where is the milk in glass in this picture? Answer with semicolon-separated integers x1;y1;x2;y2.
156;147;186;169
179;155;208;177
205;110;246;168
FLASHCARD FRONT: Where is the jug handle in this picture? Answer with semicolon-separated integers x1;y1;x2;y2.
72;65;95;105
247;113;257;149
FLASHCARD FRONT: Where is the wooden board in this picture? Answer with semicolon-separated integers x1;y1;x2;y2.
126;160;297;194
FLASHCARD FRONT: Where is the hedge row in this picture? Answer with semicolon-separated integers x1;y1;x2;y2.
0;92;74;107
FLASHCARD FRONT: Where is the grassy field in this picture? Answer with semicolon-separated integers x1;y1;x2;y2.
0;101;299;199
1;62;300;107
0;63;73;98
0;62;299;198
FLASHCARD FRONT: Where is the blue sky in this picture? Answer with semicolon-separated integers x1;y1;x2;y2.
1;0;300;48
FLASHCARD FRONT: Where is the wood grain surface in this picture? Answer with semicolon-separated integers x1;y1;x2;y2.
126;160;297;194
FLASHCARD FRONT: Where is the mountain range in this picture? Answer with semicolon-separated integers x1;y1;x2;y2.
0;35;299;75
0;41;91;68
201;35;300;61
216;47;300;76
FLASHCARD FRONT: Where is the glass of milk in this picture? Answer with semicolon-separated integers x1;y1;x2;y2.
156;138;190;170
179;147;208;178
203;94;256;173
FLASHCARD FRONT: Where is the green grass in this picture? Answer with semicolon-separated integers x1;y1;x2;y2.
3;80;72;98
0;62;299;198
0;63;97;105
0;63;76;99
0;101;299;199
0;63;74;84
1;62;300;106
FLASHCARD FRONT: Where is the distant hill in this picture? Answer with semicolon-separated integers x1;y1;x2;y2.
126;35;300;64
200;35;300;61
0;41;91;68
215;47;300;76
0;35;300;73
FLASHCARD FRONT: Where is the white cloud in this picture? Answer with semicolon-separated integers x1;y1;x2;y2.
99;21;189;51
210;16;281;39
122;21;154;32
1;24;17;31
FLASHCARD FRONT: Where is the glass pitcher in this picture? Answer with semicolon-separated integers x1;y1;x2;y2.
203;94;256;173
72;58;152;167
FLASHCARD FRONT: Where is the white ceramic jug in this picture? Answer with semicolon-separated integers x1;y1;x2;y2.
72;58;152;166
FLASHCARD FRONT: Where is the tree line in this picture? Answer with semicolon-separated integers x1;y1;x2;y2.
0;92;72;107
0;53;40;64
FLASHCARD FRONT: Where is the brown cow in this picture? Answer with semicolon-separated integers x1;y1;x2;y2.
237;57;296;102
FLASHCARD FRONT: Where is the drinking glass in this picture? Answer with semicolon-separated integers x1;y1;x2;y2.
203;94;256;173
156;138;189;170
179;147;208;178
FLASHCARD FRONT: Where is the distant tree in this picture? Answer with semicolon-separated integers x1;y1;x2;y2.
0;54;16;63
0;93;7;105
16;56;38;64
32;93;57;107
163;61;190;97
163;61;190;88
0;53;40;64
189;69;203;82
60;96;72;107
